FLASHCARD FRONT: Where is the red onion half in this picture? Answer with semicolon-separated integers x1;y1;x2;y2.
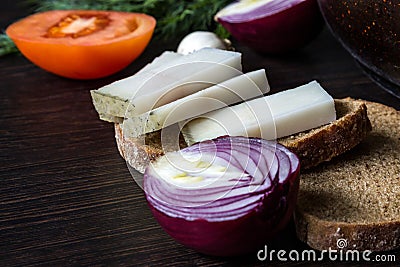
215;0;324;54
144;136;300;256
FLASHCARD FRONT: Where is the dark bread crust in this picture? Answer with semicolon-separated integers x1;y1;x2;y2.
295;211;400;251
115;98;371;173
295;100;400;252
279;98;372;169
115;124;187;173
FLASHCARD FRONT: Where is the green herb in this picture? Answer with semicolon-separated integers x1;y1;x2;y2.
26;0;232;40
0;34;18;56
1;0;232;56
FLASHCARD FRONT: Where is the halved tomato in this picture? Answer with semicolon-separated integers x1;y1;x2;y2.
6;10;156;79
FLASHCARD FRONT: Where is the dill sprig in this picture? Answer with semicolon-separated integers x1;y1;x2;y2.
25;0;232;40
0;34;18;56
1;0;232;56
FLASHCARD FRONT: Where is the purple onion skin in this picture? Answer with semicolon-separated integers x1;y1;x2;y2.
217;0;324;54
148;176;299;256
145;137;300;257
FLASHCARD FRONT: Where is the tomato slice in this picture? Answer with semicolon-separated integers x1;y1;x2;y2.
6;10;156;79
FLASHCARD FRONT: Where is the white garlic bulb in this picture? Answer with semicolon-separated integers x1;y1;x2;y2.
177;31;232;55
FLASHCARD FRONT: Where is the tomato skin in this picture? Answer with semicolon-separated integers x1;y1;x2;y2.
6;10;156;79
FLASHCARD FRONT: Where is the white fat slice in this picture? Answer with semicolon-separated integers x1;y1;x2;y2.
182;81;336;145
90;48;242;120
136;51;183;74
122;69;269;137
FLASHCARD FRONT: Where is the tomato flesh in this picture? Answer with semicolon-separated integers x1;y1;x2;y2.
45;14;111;38
6;10;156;79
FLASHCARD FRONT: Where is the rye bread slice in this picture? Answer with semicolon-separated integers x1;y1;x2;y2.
115;98;371;173
115;124;188;174
279;98;371;169
295;100;400;251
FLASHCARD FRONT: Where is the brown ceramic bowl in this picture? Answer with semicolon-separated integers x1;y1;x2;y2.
318;0;400;98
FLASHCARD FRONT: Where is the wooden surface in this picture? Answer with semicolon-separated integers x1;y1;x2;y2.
1;4;399;267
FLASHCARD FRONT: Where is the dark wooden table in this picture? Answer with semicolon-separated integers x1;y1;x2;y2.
1;3;399;267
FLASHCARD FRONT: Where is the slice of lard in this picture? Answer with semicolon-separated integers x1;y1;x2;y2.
122;69;269;137
136;51;183;74
181;81;336;145
90;48;242;121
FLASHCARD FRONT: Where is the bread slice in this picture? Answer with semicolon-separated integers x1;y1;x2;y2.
115;124;188;174
295;100;400;251
279;98;371;169
115;98;371;173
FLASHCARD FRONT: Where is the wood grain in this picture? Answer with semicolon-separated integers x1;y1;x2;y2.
1;3;399;266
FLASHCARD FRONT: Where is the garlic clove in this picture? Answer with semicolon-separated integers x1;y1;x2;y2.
177;31;233;55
